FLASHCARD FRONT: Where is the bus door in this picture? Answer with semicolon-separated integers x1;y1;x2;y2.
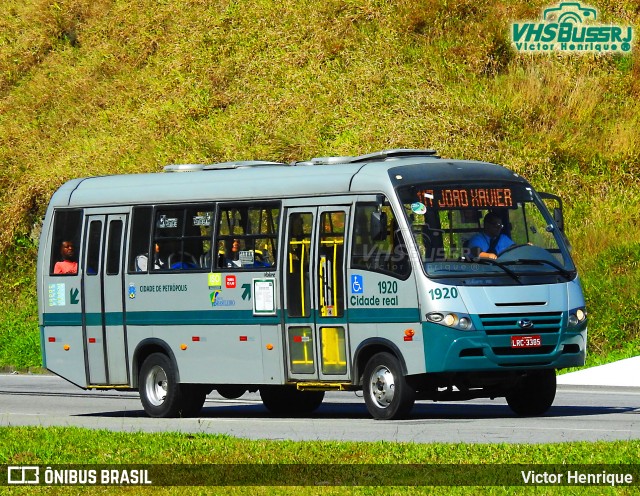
82;213;129;385
283;207;351;382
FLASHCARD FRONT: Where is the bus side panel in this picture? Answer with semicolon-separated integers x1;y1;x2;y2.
347;269;425;376
127;324;281;385
41;324;87;387
349;323;426;376
260;324;285;384
125;271;282;385
42;274;87;387
163;325;268;384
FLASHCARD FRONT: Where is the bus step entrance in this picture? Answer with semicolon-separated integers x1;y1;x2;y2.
295;382;352;392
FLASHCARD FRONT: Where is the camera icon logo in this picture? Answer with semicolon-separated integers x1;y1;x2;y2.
543;2;597;24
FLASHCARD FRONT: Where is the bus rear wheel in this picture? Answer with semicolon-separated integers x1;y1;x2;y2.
363;352;415;420
506;369;556;416
139;352;186;418
260;386;324;415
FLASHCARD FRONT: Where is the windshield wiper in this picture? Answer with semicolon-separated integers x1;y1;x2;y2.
502;259;575;280
472;258;522;284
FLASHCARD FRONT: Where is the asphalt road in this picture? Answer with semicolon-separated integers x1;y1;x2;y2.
1;374;639;443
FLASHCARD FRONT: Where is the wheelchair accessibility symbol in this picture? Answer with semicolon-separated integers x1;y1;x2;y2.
351;275;364;294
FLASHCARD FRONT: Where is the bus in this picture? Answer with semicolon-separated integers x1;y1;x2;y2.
37;149;587;420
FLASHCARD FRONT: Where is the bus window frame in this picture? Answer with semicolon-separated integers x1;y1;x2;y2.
214;201;282;271
151;202;216;273
49;208;83;276
350;201;411;281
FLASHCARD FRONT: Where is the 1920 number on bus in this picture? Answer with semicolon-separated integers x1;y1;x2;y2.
378;281;398;294
428;288;459;300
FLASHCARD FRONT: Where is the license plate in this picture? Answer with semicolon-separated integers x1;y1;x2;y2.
511;335;541;348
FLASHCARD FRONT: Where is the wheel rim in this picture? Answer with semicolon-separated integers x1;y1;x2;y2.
368;365;395;409
145;364;168;407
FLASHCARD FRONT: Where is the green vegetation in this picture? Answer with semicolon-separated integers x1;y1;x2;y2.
1;427;639;493
0;0;639;370
1;4;638;494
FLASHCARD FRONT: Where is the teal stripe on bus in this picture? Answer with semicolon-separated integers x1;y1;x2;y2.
43;308;419;327
348;308;420;323
43;310;281;327
42;313;83;326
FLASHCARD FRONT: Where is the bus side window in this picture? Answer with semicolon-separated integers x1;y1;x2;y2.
86;220;102;275
129;207;152;273
351;202;410;279
216;203;280;269
49;209;83;276
151;205;214;271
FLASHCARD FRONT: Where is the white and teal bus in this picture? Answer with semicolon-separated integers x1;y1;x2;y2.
38;149;587;419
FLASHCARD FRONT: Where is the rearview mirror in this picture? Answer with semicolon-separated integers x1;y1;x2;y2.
539;192;564;232
553;207;564;232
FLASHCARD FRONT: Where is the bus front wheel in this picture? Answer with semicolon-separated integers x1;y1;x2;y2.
506;369;556;416
139;352;186;418
363;352;415;420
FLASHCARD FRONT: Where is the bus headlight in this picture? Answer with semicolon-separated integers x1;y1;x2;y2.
426;312;474;331
568;307;587;327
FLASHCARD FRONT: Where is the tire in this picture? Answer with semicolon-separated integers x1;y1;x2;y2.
260;386;325;415
181;385;208;417
363;352;415;420
139;352;186;418
506;369;556;416
217;385;247;400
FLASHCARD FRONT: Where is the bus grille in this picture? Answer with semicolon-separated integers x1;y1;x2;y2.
479;312;563;336
479;311;563;358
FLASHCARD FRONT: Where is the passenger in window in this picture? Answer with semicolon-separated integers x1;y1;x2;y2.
53;240;78;275
467;212;514;259
225;239;242;268
136;243;166;271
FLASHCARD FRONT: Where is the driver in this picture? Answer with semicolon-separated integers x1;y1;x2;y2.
467;212;514;259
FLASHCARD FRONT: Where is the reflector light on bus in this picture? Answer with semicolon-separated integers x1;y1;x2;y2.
48;337;55;342
88;338;96;343
192;336;200;342
239;336;248;342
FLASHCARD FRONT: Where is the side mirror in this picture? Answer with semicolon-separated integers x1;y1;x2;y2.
553;207;564;232
370;211;388;241
539;192;564;232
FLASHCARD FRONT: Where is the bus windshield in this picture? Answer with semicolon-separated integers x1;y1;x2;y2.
397;182;577;283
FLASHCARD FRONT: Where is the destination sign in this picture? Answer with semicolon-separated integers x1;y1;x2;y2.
416;188;514;209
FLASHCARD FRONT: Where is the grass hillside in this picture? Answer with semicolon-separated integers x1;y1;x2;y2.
1;0;639;369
